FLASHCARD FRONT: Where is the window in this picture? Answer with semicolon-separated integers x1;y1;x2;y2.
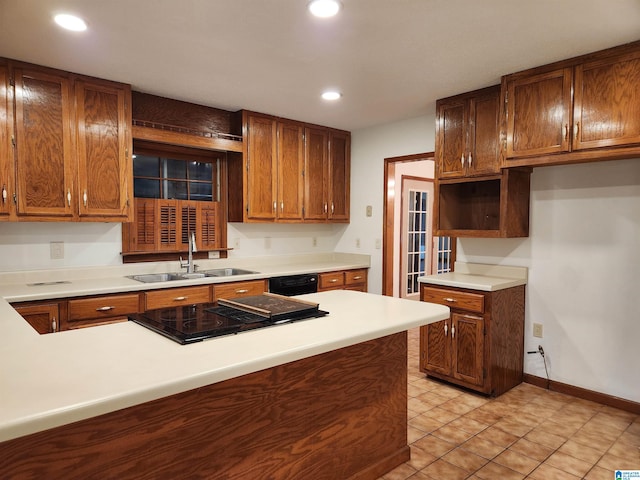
132;152;220;202
434;236;453;274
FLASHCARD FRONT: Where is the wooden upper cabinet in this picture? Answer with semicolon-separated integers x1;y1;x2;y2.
328;130;350;221
246;113;277;220
502;41;640;166
303;126;328;221
0;62;12;218
9;60;132;221
231;111;349;224
504;68;573;159
573;49;640;150
13;66;75;218
436;85;501;179
277;119;304;221
75;79;132;220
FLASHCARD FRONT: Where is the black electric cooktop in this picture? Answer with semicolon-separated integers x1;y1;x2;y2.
130;295;328;345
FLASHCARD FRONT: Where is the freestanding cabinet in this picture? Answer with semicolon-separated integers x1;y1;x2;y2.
420;282;525;396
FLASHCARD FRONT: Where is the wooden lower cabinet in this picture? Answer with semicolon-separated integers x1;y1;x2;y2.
420;283;525;396
65;293;140;329
319;268;368;292
144;285;212;310
13;302;61;334
213;279;267;302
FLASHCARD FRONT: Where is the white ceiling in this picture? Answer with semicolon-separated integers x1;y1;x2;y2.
1;0;639;131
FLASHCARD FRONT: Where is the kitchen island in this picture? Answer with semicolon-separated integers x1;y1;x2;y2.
0;289;449;479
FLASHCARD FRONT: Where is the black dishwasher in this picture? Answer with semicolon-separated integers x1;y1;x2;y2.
268;273;318;296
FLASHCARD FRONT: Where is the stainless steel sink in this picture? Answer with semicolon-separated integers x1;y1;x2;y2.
127;272;205;283
127;269;256;283
202;268;258;277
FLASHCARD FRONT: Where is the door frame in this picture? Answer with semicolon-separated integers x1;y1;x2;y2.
382;152;434;296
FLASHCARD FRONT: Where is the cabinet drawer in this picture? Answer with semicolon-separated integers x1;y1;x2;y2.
68;294;140;321
345;269;367;285
319;272;345;289
145;286;211;310
213;280;266;301
421;286;485;314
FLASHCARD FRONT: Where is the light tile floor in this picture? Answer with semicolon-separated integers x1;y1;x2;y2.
380;328;640;480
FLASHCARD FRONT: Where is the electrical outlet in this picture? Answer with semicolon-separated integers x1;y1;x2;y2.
356;238;361;248
208;251;220;259
50;241;64;260
533;323;543;338
312;237;317;247
366;205;372;217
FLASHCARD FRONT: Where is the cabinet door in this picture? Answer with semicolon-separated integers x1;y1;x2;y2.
0;63;12;218
14;302;60;334
421;320;451;376
436;99;466;179
303;126;328;220
468;89;501;176
246;114;277;220
75;79;132;219
277;120;304;220
573;50;640;150
14;67;75;217
451;313;484;387
505;68;573;159
328;130;350;221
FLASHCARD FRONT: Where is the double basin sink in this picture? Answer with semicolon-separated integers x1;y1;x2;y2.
128;268;258;283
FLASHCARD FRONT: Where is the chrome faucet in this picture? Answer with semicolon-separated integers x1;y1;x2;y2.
179;232;197;273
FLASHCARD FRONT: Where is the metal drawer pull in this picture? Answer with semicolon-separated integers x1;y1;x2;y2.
468;153;472;166
83;190;88;207
444;323;448;336
67;189;71;207
96;306;115;312
460;154;465;167
353;276;362;280
451;325;455;338
443;297;457;302
564;124;569;140
52;317;57;333
330;279;338;283
174;296;187;301
235;289;249;294
2;185;6;203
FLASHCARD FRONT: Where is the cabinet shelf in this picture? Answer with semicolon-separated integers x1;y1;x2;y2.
435;169;531;238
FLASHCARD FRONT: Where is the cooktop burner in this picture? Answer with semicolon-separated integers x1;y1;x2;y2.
130;300;328;345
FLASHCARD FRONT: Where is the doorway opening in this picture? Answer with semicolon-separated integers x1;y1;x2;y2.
383;153;455;297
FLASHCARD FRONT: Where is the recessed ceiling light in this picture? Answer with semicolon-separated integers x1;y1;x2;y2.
54;14;87;32
308;0;342;18
321;91;342;101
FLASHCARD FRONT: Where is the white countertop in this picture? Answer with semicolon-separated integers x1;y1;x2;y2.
419;262;528;292
0;289;449;443
0;252;371;302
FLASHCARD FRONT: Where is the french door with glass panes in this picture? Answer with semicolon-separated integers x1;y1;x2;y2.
400;177;452;299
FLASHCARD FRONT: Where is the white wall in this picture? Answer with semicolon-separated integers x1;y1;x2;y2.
457;158;640;402
335;114;437;294
0;223;123;271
